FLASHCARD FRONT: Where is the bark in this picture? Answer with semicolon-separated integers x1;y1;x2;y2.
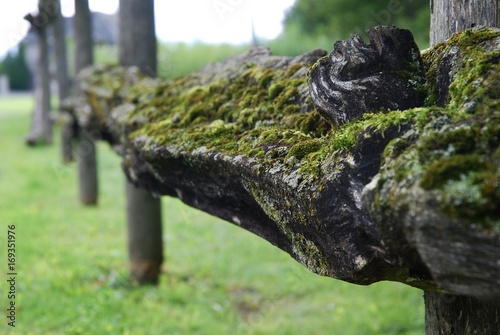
430;0;500;46
76;27;500;335
74;0;97;205
78;27;500;299
29;26;52;145
53;0;69;101
119;0;163;285
426;1;500;332
126;180;163;285
53;0;73;163
24;1;56;145
74;0;93;75
118;0;157;75
424;292;500;335
76;128;98;205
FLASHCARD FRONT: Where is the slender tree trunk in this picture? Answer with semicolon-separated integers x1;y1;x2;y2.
53;0;74;163
31;26;52;145
74;0;93;76
430;0;500;46
426;1;500;333
118;0;157;75
74;0;97;205
24;0;56;146
119;0;163;285
53;1;69;101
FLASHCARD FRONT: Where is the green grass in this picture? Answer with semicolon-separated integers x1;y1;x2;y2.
0;96;424;334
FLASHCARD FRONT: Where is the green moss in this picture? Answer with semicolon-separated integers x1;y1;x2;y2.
306;55;329;77
439;168;500;229
383;138;410;160
84;27;499;232
449;50;500;115
291;233;331;276
420;155;492;190
120;55;338;178
369;27;500;230
268;83;285;99
245;180;331;276
284;63;303;78
257;70;274;89
422;27;500;112
455;28;500;48
287;139;322;160
329;107;435;152
283;111;331;135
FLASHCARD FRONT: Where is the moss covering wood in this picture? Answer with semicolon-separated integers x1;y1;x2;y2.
78;28;500;296
372;27;500;230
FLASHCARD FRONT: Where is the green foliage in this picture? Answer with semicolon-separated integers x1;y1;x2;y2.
267;24;333;56
283;0;430;49
0;96;424;334
1;43;32;90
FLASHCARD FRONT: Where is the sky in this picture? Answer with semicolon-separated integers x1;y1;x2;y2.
0;0;295;57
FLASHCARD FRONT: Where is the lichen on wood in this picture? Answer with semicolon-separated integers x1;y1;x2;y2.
363;26;500;304
77;26;500;305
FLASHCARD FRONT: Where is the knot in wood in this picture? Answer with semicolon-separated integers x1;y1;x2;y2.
308;25;426;127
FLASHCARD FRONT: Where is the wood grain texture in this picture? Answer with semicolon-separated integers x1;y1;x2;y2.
431;0;500;46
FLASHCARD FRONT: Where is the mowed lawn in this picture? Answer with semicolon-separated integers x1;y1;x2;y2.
0;95;425;335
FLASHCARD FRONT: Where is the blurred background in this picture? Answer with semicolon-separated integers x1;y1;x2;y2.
0;0;429;334
0;0;430;90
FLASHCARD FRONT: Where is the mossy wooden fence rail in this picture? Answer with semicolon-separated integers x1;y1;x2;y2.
65;26;500;332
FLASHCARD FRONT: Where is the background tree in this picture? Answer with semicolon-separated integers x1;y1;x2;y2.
53;0;69;101
119;0;164;285
24;0;57;145
74;0;98;205
74;0;94;76
1;43;32;91
283;0;430;47
52;0;73;163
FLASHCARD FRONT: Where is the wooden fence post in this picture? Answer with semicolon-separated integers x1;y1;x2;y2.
426;1;500;333
430;0;500;46
119;0;164;285
74;0;98;205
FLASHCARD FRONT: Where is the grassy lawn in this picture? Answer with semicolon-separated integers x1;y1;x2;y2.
0;95;424;334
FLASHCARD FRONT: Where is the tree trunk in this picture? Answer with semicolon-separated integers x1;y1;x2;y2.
76;128;98;205
424;292;500;335
24;0;55;146
74;0;94;76
119;0;163;285
427;1;500;333
74;0;97;205
38;27;51;144
430;0;500;46
118;0;157;75
53;0;69;101
26;25;52;145
53;0;74;163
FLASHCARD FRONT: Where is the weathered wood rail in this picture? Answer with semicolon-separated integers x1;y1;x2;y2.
67;26;499;331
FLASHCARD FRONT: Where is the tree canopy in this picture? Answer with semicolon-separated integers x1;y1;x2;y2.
283;0;430;48
0;43;31;91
